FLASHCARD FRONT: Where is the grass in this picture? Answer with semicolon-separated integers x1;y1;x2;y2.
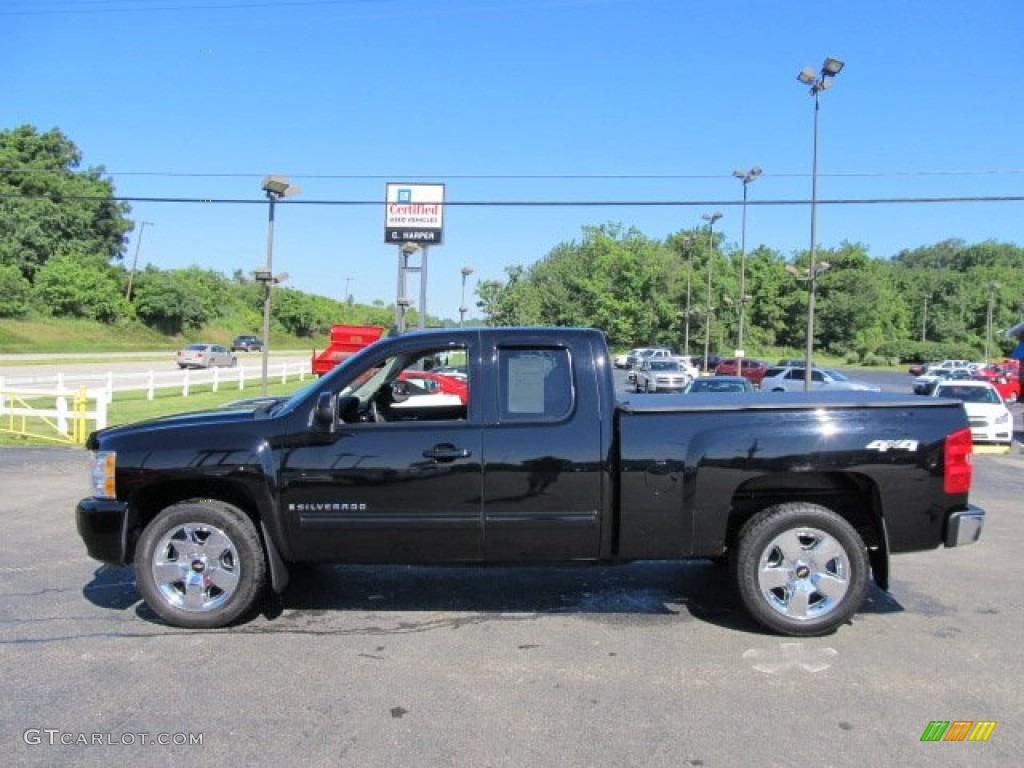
0;316;330;355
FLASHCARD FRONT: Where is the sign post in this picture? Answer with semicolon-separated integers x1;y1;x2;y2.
386;183;445;329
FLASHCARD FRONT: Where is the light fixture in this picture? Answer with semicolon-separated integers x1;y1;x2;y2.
259;174;299;395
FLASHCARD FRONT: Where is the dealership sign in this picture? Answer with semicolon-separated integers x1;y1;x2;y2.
385;183;445;244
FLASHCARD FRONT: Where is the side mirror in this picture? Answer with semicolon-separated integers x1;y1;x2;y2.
314;392;335;426
390;380;411;403
337;395;360;423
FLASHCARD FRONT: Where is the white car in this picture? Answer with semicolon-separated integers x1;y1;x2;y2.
673;355;700;381
614;348;645;369
760;366;881;392
927;359;973;374
931;380;1013;446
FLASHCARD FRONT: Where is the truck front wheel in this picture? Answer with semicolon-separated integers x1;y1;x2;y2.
731;503;869;636
135;500;267;629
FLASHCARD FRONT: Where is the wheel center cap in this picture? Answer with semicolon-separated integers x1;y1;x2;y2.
191;559;206;573
795;565;811;579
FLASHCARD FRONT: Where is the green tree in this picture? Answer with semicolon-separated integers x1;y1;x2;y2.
133;268;219;335
0;125;132;281
33;254;129;322
499;224;679;347
0;263;32;317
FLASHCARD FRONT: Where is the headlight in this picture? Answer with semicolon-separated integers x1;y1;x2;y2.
90;451;116;499
995;412;1010;425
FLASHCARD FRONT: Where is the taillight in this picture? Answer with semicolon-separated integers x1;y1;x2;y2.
944;427;973;494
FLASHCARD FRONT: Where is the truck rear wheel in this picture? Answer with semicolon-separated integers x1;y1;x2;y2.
731;502;869;636
135;500;266;629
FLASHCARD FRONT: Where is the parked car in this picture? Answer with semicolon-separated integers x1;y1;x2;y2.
614;348;645;369
925;359;973;375
931;380;1013;446
431;365;469;380
624;347;658;370
397;370;469;405
626;347;675;383
673;355;700;382
230;335;263;352
693;354;724;373
176;343;237;369
761;366;881;392
715;358;769;386
634;359;692;393
684;375;754;394
777;358;808;368
972;364;1020;403
907;361;937;376
913;367;974;395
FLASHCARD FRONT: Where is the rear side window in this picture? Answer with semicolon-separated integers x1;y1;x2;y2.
497;348;574;422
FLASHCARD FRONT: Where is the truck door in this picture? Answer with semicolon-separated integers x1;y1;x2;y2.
481;344;603;560
278;341;483;563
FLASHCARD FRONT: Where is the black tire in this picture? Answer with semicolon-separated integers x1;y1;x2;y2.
730;502;869;636
135;499;267;629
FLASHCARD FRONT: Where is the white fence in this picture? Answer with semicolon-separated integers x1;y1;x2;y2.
0;361;311;444
0;386;108;444
0;361;311;405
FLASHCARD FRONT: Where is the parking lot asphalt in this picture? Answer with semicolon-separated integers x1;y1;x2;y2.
1;441;1021;768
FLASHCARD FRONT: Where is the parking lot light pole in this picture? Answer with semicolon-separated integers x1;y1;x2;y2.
796;56;843;391
679;234;696;356
732;166;760;374
460;266;474;327
259;175;300;396
985;281;1001;361
702;212;723;373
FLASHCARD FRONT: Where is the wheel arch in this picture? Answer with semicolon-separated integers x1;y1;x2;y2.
124;478;291;592
722;470;890;589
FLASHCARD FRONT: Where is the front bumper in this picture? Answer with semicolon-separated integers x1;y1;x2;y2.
76;497;129;564
945;504;986;547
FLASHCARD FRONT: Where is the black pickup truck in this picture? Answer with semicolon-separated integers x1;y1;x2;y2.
76;327;985;636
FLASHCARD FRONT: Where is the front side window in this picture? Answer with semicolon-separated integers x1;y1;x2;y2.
337;345;470;423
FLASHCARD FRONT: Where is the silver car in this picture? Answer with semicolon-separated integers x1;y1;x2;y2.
760;366;880;392
634;359;692;393
176;343;237;369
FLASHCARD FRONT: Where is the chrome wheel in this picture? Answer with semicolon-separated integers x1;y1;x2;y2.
152;522;240;612
756;527;851;621
732;502;869;636
136;500;266;628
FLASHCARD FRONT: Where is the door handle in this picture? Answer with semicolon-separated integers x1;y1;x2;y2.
423;444;471;461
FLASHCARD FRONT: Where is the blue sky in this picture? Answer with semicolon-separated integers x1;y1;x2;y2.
5;0;1023;321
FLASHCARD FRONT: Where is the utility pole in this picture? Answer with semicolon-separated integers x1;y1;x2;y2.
125;221;153;301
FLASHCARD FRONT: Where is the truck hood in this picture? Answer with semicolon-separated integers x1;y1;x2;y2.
87;405;262;448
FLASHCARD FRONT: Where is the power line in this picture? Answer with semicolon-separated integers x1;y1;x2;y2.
3;168;1024;180
0;0;393;17
2;193;1023;206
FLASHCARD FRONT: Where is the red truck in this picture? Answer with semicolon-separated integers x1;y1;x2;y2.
311;324;386;376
